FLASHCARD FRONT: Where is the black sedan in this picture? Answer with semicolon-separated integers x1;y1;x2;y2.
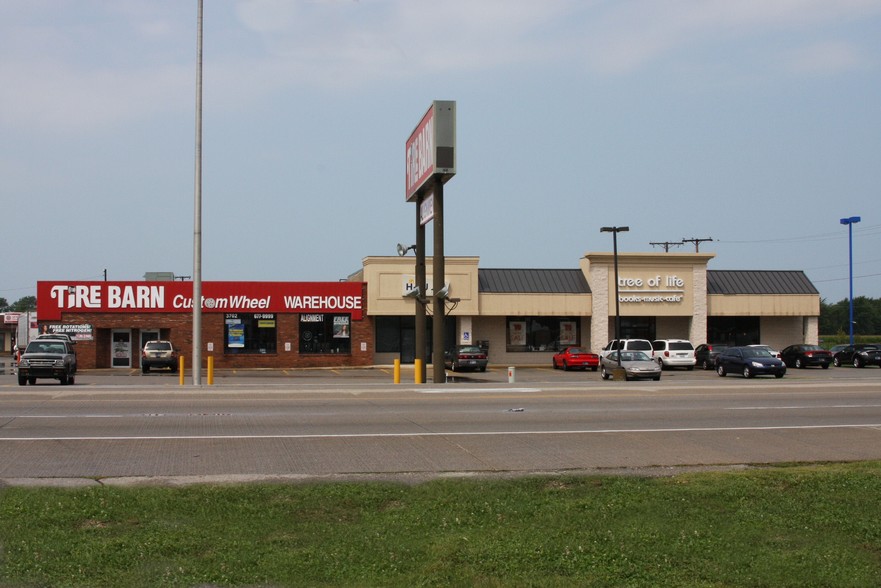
780;344;832;369
715;346;786;379
694;343;731;370
833;344;881;368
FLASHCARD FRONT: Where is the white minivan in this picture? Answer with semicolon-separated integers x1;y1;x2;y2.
651;339;696;370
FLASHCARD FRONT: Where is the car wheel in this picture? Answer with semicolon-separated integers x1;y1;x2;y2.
653;376;661;381
18;375;26;386
601;366;610;380
833;356;841;367
480;366;486;372
703;359;713;370
743;366;753;378
854;357;864;368
59;373;68;385
716;365;726;377
774;373;784;378
28;377;36;385
68;375;75;385
795;358;804;369
821;364;829;369
562;361;569;371
142;365;149;373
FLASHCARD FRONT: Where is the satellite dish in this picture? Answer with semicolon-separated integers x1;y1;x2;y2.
435;283;451;299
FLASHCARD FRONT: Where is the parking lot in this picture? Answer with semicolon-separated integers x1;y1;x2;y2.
2;355;879;389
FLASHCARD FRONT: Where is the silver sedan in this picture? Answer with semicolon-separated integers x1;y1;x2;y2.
600;350;662;381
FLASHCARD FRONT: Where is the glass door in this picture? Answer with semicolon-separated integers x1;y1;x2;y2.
111;329;131;368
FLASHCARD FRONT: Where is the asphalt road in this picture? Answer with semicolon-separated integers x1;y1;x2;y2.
2;361;881;486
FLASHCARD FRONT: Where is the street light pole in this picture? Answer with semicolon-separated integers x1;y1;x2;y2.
600;226;629;366
192;0;203;386
840;216;861;346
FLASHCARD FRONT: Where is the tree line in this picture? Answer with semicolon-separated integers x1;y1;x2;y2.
820;296;881;338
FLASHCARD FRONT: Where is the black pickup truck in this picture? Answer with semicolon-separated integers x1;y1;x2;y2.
17;339;78;385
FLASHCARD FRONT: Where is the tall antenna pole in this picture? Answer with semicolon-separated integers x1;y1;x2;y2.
192;0;203;386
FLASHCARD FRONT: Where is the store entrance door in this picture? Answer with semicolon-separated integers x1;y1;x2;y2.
111;329;132;368
400;329;415;364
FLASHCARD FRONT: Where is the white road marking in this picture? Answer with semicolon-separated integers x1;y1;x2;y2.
2;423;881;442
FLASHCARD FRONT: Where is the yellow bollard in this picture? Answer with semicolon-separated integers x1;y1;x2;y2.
414;358;423;384
207;356;214;386
179;355;185;386
393;358;401;384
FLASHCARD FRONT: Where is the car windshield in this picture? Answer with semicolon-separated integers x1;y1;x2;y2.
567;348;586;354
744;348;772;358
27;342;65;354
458;346;481;353
146;342;172;351
629;341;652;351
669;342;693;350
618;351;650;362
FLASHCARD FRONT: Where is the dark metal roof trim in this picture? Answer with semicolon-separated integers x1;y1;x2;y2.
479;269;591;294
707;270;818;295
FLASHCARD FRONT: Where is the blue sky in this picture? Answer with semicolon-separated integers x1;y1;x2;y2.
2;0;879;305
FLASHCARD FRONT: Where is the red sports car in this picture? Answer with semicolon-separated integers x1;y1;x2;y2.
552;347;600;371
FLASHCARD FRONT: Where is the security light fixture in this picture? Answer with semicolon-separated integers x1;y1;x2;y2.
397;243;417;256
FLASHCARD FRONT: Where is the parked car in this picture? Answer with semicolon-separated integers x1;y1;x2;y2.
694;343;731;370
828;344;849;356
780;344;832;369
715;346;786;378
141;340;178;373
651;339;696;370
832;344;881;368
17;339;78;385
600;339;653;359
747;344;781;359
600;350;662;381
444;345;488;372
552;347;599;371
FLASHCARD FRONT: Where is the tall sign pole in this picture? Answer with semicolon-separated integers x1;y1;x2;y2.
415;195;427;383
192;0;203;385
405;101;456;383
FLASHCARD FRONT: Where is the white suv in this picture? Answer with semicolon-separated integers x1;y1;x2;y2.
601;339;653;359
651;339;696;370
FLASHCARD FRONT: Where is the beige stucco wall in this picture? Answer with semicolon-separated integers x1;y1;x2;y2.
708;294;819;317
361;256;479;317
584;252;716;350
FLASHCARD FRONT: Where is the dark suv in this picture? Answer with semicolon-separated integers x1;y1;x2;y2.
18;340;78;385
141;340;178;373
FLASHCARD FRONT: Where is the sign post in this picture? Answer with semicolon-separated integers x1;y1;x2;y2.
405;101;456;384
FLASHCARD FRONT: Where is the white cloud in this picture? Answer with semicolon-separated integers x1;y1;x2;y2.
1;0;878;133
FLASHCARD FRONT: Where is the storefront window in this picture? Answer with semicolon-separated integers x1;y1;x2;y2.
707;317;760;346
224;313;277;354
300;314;351;354
506;317;579;352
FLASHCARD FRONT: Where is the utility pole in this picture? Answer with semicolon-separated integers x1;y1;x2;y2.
649;241;683;253
682;237;713;253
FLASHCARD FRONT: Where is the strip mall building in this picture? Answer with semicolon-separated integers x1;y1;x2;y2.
36;251;820;370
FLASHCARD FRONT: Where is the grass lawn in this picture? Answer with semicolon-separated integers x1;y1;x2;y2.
2;462;881;587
